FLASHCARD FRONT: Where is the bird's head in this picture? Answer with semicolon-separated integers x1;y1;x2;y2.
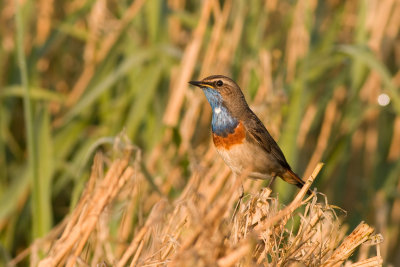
189;75;247;113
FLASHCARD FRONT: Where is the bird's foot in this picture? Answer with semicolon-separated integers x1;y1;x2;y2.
231;184;244;222
267;176;277;189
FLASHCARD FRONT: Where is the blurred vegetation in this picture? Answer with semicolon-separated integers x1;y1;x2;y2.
0;0;399;265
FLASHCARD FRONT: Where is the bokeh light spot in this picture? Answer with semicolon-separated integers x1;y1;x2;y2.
377;93;390;106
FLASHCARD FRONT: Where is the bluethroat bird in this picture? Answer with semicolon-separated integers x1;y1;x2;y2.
189;75;312;195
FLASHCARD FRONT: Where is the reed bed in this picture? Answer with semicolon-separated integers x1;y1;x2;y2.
4;135;382;266
1;0;400;265
10;134;382;266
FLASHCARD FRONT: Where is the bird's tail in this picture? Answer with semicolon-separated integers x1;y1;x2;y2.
282;169;313;195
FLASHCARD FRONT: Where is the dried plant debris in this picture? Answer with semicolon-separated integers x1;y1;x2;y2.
13;135;383;267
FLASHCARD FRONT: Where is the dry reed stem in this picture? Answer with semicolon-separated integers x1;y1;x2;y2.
297;103;317;147
118;199;168;267
178;0;232;153
130;240;144;267
285;0;316;82
348;256;383;267
304;88;345;178
367;0;395;53
322;222;375;267
254;50;273;104
115;183;141;258
388;116;400;160
199;0;231;78
64;0;146;108
163;0;213;127
217;242;252;267
36;0;53;45
37;137;137;267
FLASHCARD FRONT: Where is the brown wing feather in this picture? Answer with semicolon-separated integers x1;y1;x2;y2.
241;109;312;195
242;110;291;170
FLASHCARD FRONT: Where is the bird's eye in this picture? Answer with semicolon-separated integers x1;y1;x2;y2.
216;80;223;87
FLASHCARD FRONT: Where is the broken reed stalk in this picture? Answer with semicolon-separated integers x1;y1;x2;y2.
254;162;323;233
322;222;379;267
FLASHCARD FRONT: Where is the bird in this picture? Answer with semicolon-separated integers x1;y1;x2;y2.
189;75;312;195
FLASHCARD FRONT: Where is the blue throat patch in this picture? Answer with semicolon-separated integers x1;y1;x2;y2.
202;87;238;137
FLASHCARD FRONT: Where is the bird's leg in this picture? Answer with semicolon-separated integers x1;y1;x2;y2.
231;183;244;222
267;175;277;188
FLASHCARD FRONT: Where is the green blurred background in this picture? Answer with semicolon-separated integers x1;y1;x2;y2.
1;0;399;265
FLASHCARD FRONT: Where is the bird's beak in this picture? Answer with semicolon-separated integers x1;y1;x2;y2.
189;80;213;88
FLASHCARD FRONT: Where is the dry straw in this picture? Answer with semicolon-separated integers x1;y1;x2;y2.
11;133;383;266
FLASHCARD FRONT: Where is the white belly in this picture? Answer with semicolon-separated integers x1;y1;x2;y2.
215;142;280;180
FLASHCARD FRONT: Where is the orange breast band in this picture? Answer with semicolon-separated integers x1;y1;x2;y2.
212;122;246;149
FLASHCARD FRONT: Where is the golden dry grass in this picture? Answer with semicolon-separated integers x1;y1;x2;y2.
10;134;383;266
